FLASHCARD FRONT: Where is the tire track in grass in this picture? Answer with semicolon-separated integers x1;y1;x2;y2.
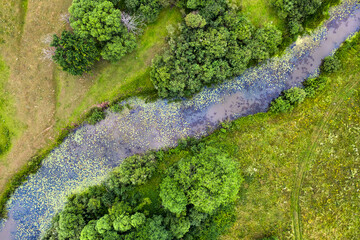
291;77;360;240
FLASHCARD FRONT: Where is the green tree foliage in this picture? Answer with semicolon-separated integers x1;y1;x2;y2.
69;0;122;41
145;215;170;240
151;1;282;98
270;96;292;113
321;55;341;73
51;31;100;75
160;146;242;214
124;0;162;23
270;87;307;113
96;214;113;234
109;153;157;186
159;176;188;214
303;76;327;97
101;34;137;62
185;12;206;28
283;87;306;104
58;210;86;239
169;217;191;239
271;0;323;35
80;220;102;240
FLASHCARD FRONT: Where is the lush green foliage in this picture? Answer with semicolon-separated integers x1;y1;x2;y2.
108;153;157;185
321;55;341;73
69;0;122;41
270;87;307;113
123;0;163;23
303;76;327;97
51;31;100;75
184;12;207;28
160;146;242;214
87;108;106;125
151;0;282;98
43;144;241;240
271;0;332;35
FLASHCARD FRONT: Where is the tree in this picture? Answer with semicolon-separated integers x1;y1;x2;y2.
145;216;170;240
58;211;85;240
80;220;102;240
169;217;191;239
283;87;306;104
321;55;341;73
131;212;146;228
113;214;132;232
185;12;206;28
159;176;188;215
96;214;113;234
270;96;292;113
110;153;157;186
51;31;99;75
69;0;123;41
160;146;242;214
101;34;137;62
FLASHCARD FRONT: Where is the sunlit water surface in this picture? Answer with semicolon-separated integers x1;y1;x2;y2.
1;1;360;239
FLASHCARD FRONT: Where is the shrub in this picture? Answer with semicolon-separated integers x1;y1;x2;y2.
87;109;105;125
321;55;341;73
109;153;157;186
283;87;306;104
303;77;327;97
270;97;292;113
185;12;206;28
110;104;124;113
101;34;137;62
51;31;100;75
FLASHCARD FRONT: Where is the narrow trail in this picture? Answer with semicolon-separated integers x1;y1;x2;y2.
291;76;360;240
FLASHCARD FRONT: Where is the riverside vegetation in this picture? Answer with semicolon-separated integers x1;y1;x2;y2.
42;31;360;239
0;0;350;238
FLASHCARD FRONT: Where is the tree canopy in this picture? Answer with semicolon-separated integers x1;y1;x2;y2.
51;30;100;75
160;146;242;214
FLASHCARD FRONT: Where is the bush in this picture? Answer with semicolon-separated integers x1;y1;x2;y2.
185;12;206;28
321;55;341;73
51;31;100;75
303;77;327;97
109;153;157;186
270;97;292;113
101;34;137;62
283;87;306;104
110;104;124;113
87;109;105;125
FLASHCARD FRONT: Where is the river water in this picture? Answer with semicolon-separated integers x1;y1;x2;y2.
1;1;360;239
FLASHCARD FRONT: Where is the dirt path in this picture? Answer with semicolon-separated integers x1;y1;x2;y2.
0;0;72;191
291;78;360;240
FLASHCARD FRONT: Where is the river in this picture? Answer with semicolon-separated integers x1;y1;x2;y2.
1;0;360;239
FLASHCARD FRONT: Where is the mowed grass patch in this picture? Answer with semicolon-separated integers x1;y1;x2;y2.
54;8;182;130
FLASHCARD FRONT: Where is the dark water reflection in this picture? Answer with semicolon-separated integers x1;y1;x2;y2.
1;1;360;239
